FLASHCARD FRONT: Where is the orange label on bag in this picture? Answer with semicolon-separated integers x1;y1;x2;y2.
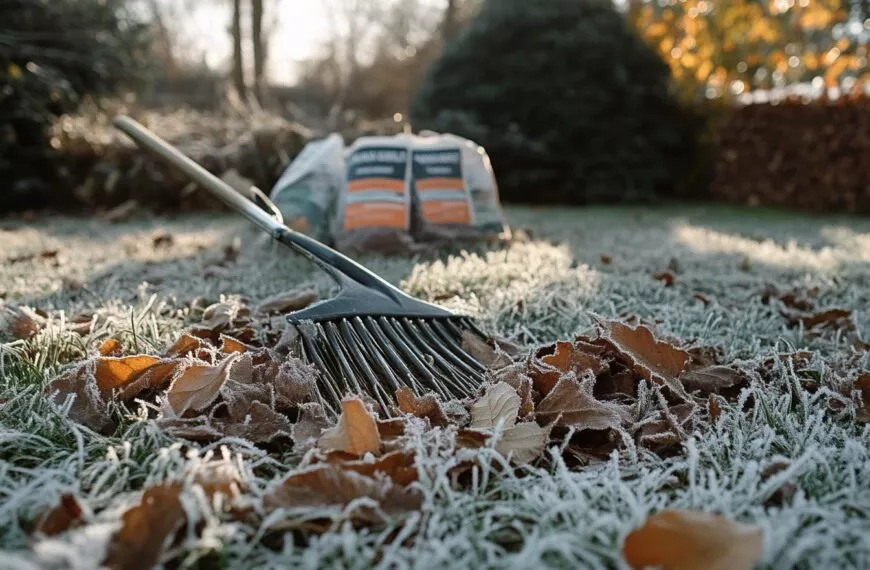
343;147;410;231
412;149;471;225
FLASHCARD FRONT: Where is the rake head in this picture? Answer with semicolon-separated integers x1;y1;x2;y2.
294;315;488;415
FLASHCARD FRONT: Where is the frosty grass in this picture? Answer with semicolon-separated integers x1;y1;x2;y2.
2;204;870;569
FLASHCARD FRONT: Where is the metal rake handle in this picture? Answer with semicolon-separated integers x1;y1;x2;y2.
112;115;405;301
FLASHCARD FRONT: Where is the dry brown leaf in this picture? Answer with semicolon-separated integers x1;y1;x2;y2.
152;232;174;249
600;254;612;265
470;382;520;430
1;306;44;340
220;334;252;354
495;421;550;464
396;387;448;427
787;307;853;330
536;375;630;431
45;362;114;433
679;365;747;396
707;395;723;424
596;319;691;401
94;355;160;394
164;333;206;358
164;354;239;416
623;509;763;570
36;494;85;536
638;403;697;451
255;289;318;314
116;360;182;402
156;417;224;441
531;340;607;397
103;483;185;570
217;401;293;444
653;271;676;287
494;365;535;417
199;302;235;331
98;338;122;357
327;449;418;486
318;398;381;456
461;331;513;369
854;373;870;423
263;464;423;525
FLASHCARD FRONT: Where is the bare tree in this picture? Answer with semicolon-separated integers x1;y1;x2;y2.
231;0;247;102
251;0;266;102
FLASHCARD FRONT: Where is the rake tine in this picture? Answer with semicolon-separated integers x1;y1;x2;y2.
460;317;490;342
323;322;364;395
301;330;342;410
430;320;487;373
350;317;406;393
338;319;392;413
394;319;476;396
376;317;452;399
413;319;486;383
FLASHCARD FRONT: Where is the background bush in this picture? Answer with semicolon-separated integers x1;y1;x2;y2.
0;0;149;211
411;0;698;204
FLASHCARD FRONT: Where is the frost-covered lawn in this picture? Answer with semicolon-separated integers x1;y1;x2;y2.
2;204;870;569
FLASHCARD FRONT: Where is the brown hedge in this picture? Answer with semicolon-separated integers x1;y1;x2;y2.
709;94;870;214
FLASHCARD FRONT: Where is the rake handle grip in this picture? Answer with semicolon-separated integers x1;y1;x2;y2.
112;115;403;300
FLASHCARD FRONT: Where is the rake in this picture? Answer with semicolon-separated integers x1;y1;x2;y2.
113;116;489;414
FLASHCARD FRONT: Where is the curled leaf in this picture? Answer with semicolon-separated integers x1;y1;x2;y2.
680;365;746;396
164;333;206;358
164;354;239;416
470;382;520;430
318;398;381;456
494;421;550;464
623;509;763;570
595;319;691;401
536;375;630;431
461;331;513;369
396;387;447;427
45;361;114;433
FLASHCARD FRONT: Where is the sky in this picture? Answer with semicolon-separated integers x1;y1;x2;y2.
182;0;332;85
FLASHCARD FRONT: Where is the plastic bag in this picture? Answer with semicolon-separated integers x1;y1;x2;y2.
333;135;416;253
269;133;345;244
410;132;508;243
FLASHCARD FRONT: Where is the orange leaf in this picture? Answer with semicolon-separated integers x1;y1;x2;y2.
98;338;122;357
164;333;206;357
318;398;381;456
327;449;418;486
219;334;251;354
95;355;160;393
623;509;763;570
115;360;182;401
37;494;84;536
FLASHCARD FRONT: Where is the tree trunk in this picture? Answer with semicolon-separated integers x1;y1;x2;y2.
441;0;459;42
231;0;247;103
251;0;265;104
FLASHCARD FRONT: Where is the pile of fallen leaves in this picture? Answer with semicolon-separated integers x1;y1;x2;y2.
9;291;870;569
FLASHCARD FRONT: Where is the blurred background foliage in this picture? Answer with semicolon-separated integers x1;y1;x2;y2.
1;0;869;213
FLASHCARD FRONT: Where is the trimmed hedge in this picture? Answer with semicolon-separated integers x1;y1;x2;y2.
710;94;870;213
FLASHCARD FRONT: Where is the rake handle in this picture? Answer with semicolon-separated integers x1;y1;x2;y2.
112;115;403;300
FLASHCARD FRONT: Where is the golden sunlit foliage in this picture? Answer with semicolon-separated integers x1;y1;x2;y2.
628;0;869;100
